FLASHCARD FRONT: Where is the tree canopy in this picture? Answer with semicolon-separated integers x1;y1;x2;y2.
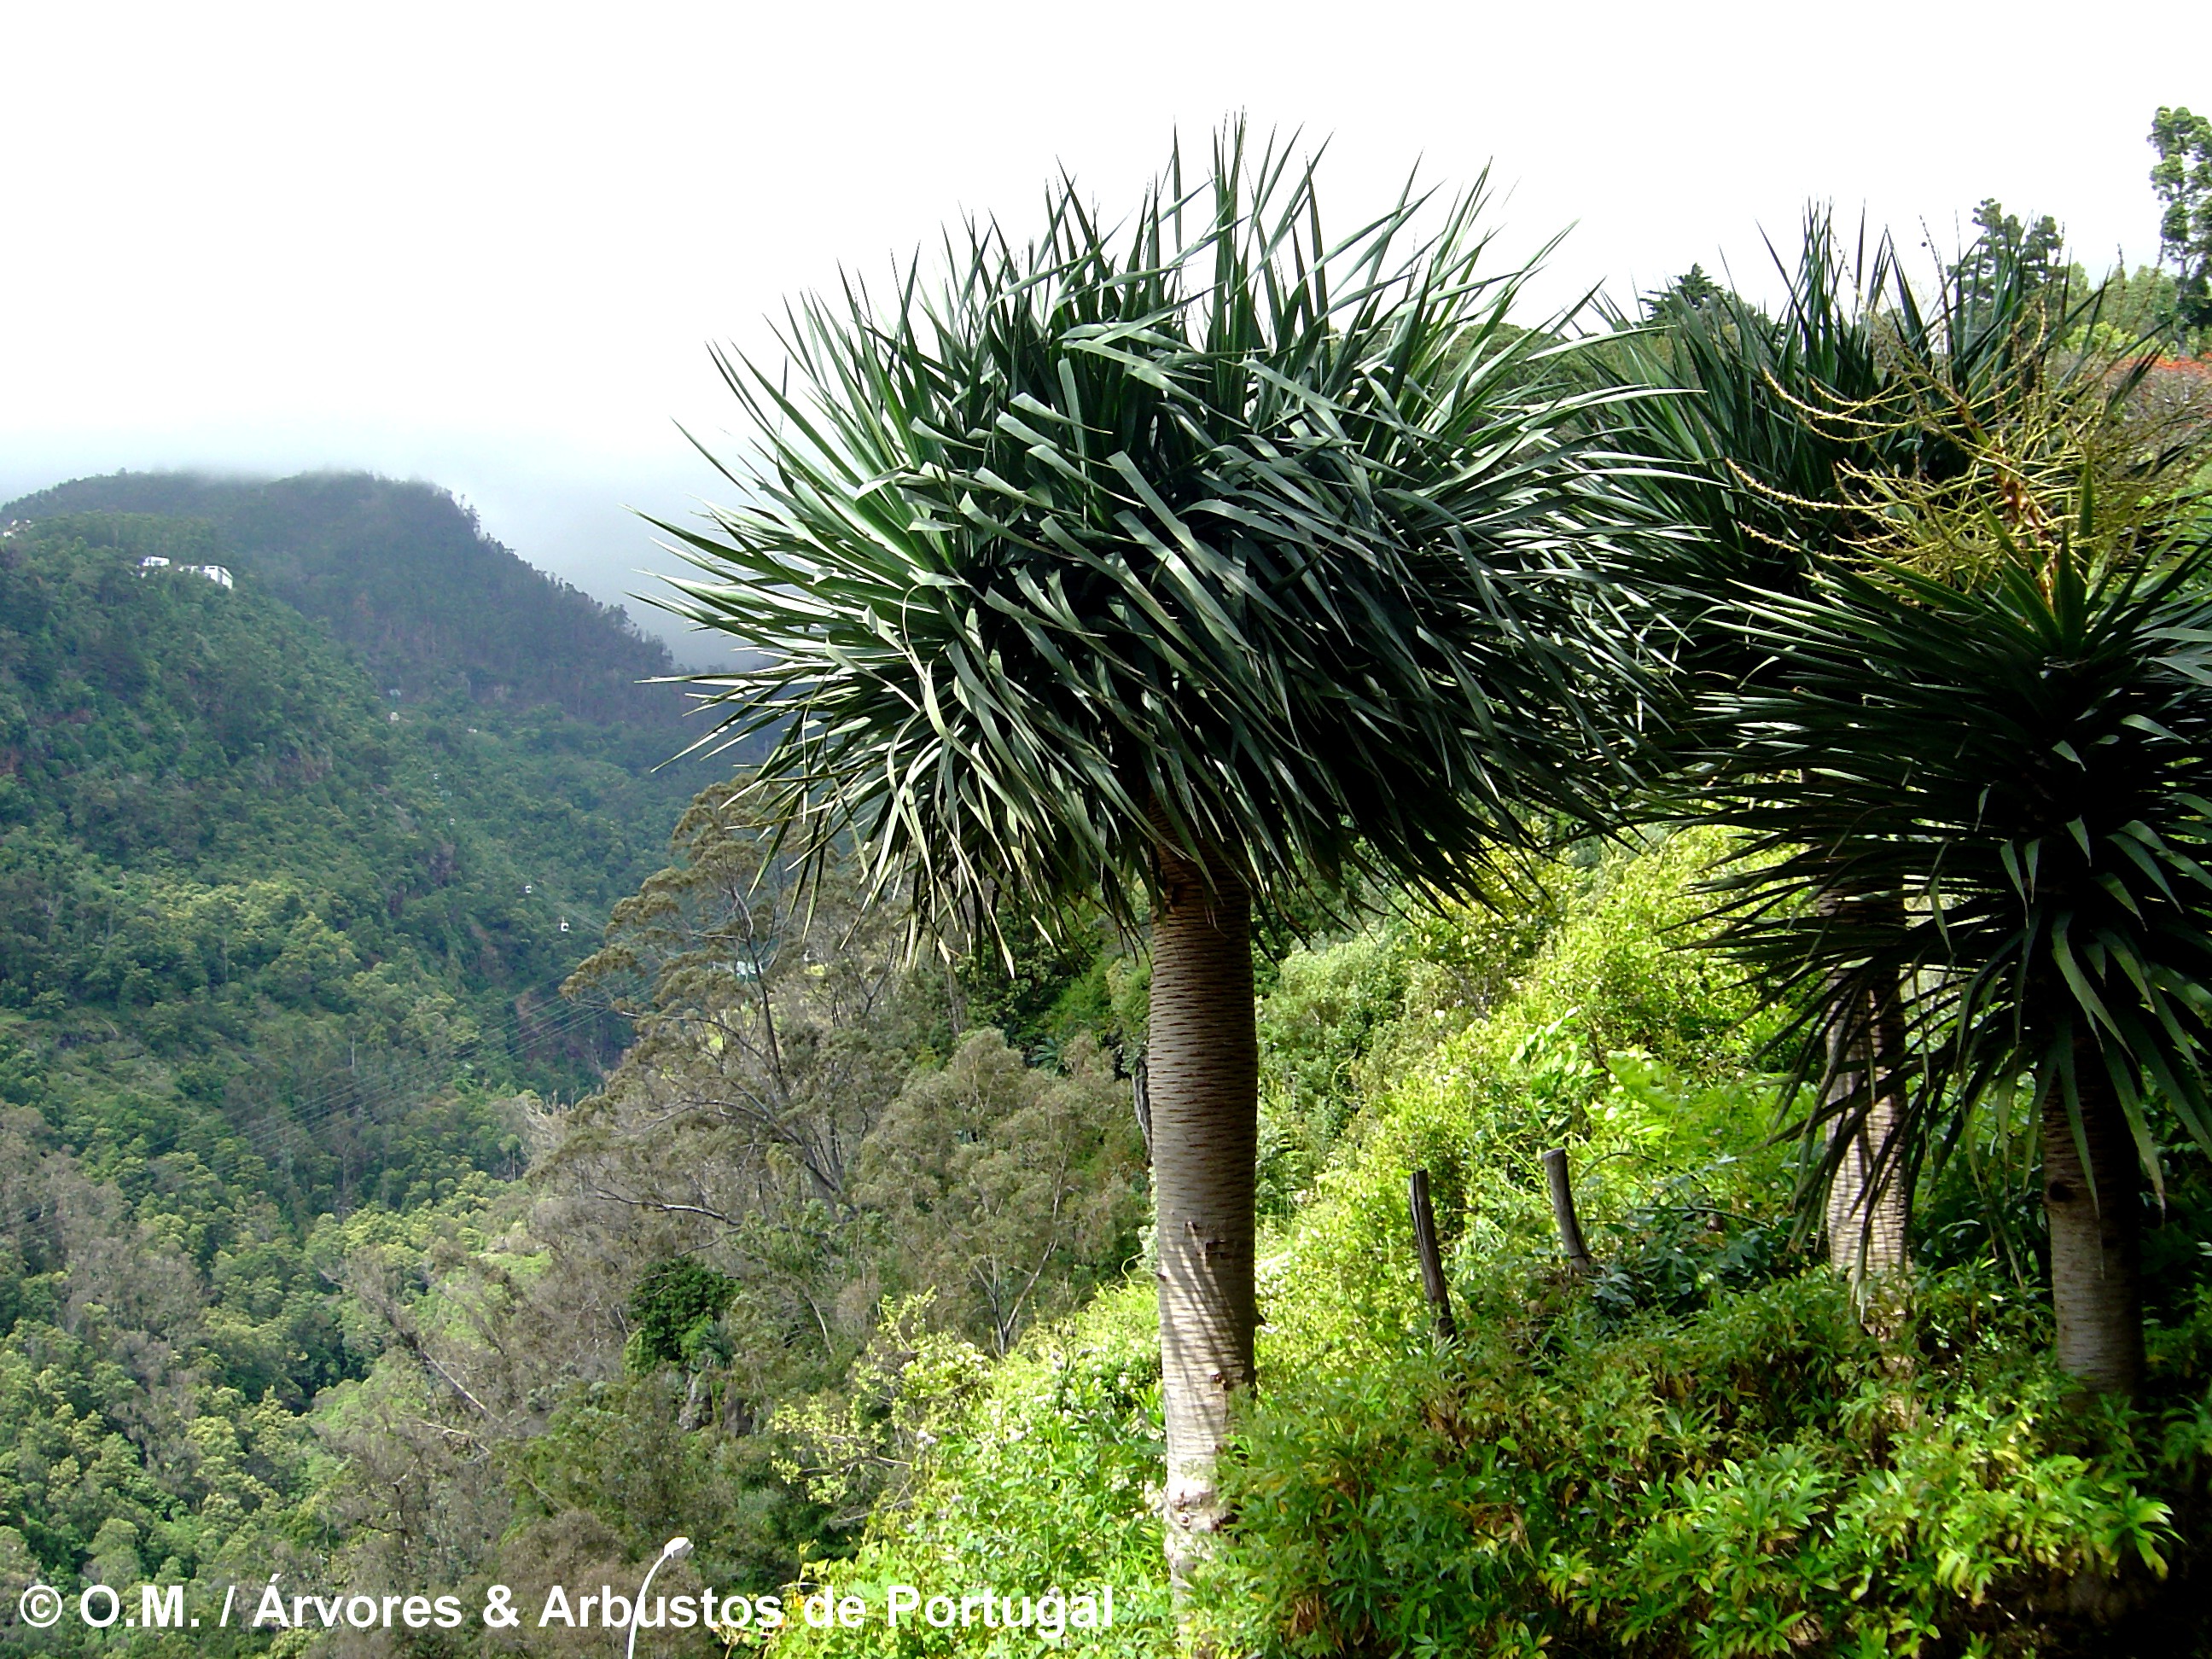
660;126;1655;942
2151;105;2212;332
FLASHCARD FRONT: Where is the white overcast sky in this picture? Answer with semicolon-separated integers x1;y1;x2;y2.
1;1;2198;661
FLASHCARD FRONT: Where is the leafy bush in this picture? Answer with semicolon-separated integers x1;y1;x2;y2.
1203;1268;2200;1657
772;1260;2209;1655
1254;876;1558;1211
765;1283;1171;1658
1186;832;2212;1655
630;1258;741;1371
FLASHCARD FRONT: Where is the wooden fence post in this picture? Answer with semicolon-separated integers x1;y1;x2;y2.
1408;1169;1458;1340
1541;1148;1593;1272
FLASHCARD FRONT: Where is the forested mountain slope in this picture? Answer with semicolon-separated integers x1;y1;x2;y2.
3;471;691;731
0;509;707;1215
0;505;1142;1642
0;500;731;1629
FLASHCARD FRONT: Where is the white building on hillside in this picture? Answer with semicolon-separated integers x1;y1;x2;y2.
135;556;234;588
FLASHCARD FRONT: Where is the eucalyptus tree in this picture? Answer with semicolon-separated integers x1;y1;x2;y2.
2151;104;2212;335
1603;217;2083;1285
657;127;1651;1577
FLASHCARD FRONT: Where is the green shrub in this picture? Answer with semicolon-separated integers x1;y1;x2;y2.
1202;1268;2195;1657
763;1282;1170;1658
629;1257;741;1371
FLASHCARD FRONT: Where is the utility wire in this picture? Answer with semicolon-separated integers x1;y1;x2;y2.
167;983;628;1173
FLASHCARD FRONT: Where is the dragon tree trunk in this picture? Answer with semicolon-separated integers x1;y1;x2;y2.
1819;894;1911;1289
1825;980;1911;1286
1147;824;1259;1591
2043;1051;2145;1395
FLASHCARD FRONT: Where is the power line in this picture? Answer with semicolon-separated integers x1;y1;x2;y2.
233;997;614;1154
179;984;629;1173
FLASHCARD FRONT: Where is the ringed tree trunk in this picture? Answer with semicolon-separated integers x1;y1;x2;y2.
1825;981;1912;1288
1146;823;1259;1590
2042;1046;2145;1395
1819;894;1911;1291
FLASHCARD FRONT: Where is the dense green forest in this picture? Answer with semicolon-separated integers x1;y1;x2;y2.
0;492;728;1650
3;474;687;731
0;494;1150;1655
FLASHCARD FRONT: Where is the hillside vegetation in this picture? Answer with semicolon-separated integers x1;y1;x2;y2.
44;808;2195;1658
757;835;2212;1659
10;115;2212;1658
0;500;718;1642
6;461;2212;1655
3;472;690;731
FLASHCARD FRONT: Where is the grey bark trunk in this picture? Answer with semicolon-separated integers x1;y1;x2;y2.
1147;827;1258;1591
1825;980;1911;1286
1817;891;1910;1289
2042;1052;2145;1395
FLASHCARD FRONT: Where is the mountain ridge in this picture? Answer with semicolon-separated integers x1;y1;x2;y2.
3;469;697;733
